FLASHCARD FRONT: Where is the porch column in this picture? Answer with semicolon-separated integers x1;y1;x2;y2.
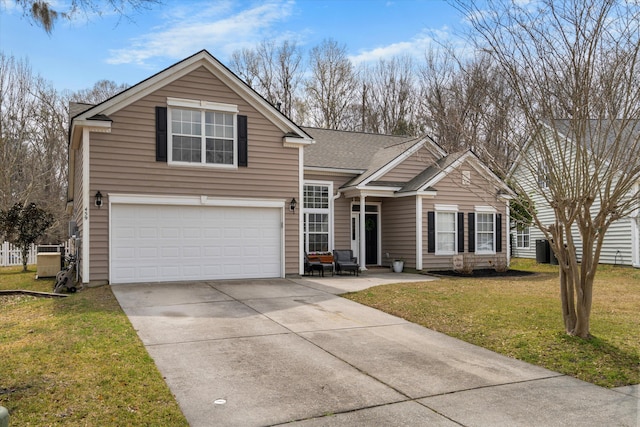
360;195;367;271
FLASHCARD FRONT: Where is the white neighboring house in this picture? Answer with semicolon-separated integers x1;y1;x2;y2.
510;120;640;268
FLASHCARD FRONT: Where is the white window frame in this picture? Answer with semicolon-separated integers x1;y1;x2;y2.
303;181;333;253
537;160;549;189
516;223;530;249
167;97;239;168
475;206;496;254
435;204;458;255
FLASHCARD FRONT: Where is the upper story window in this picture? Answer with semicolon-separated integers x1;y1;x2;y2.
167;98;238;167
537;160;549;189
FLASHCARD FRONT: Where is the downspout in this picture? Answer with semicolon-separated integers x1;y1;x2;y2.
416;196;423;270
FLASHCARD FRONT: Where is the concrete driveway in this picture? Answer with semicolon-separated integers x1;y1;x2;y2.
112;272;639;427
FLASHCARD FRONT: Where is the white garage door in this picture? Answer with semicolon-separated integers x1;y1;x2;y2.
110;204;282;284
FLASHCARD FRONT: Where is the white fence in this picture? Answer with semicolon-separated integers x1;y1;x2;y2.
0;241;72;267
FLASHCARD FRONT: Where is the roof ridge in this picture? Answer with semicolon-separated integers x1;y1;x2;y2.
300;126;413;139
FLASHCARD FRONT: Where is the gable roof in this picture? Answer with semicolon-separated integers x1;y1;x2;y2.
303;126;513;197
399;151;467;193
302;127;417;171
302;127;448;189
69;102;94;118
509;118;640;178
398;149;513;196
69;50;313;147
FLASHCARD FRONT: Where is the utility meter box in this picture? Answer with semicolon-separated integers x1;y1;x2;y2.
37;252;61;278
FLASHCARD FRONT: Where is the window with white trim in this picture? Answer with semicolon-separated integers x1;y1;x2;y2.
436;211;457;254
168;98;238;167
516;224;530;249
476;212;495;253
303;183;331;252
537;161;549;189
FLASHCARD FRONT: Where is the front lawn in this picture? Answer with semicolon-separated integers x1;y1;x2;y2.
0;266;188;426
344;258;640;388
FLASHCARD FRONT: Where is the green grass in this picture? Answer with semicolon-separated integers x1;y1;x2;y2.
344;258;640;388
0;266;188;426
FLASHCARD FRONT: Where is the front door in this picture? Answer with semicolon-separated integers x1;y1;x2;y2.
351;204;380;265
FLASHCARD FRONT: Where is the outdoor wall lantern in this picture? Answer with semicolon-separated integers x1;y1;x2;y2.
289;197;297;213
95;191;103;208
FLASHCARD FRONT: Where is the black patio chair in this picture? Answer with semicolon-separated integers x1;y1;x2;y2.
333;249;359;276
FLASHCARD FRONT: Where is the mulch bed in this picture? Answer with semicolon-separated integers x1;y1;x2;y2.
427;269;535;278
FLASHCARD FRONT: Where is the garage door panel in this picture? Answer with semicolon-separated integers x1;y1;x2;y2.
111;204;282;284
138;247;158;258
161;227;180;238
161;247;180;258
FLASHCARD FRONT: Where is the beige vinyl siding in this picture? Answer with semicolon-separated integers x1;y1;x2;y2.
333;195;353;250
422;161;509;271
303;173;356;251
381;197;416;268
378;146;439;182
88;66;300;282
72;143;84;280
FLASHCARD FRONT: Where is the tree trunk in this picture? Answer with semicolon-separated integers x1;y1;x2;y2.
21;244;28;272
559;267;577;333
554;223;594;339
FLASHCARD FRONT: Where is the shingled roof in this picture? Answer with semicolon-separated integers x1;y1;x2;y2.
302;127;418;171
399;151;468;193
69;102;94;119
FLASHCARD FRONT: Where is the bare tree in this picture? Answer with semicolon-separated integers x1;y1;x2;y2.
457;0;640;338
67;79;128;105
0;54;124;243
0;53;39;212
230;40;304;120
13;0;159;33
417;48;522;172
305;39;358;130
361;56;417;135
31;80;69;241
0;53;70;240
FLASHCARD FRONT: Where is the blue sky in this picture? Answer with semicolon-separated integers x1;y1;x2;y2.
0;0;466;92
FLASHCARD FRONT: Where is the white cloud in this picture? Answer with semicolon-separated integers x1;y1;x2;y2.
349;27;456;64
106;0;296;66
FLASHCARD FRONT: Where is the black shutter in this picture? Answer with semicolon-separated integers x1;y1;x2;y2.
155;106;167;162
237;115;248;167
427;211;435;253
496;213;503;253
457;212;464;253
468;212;475;253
